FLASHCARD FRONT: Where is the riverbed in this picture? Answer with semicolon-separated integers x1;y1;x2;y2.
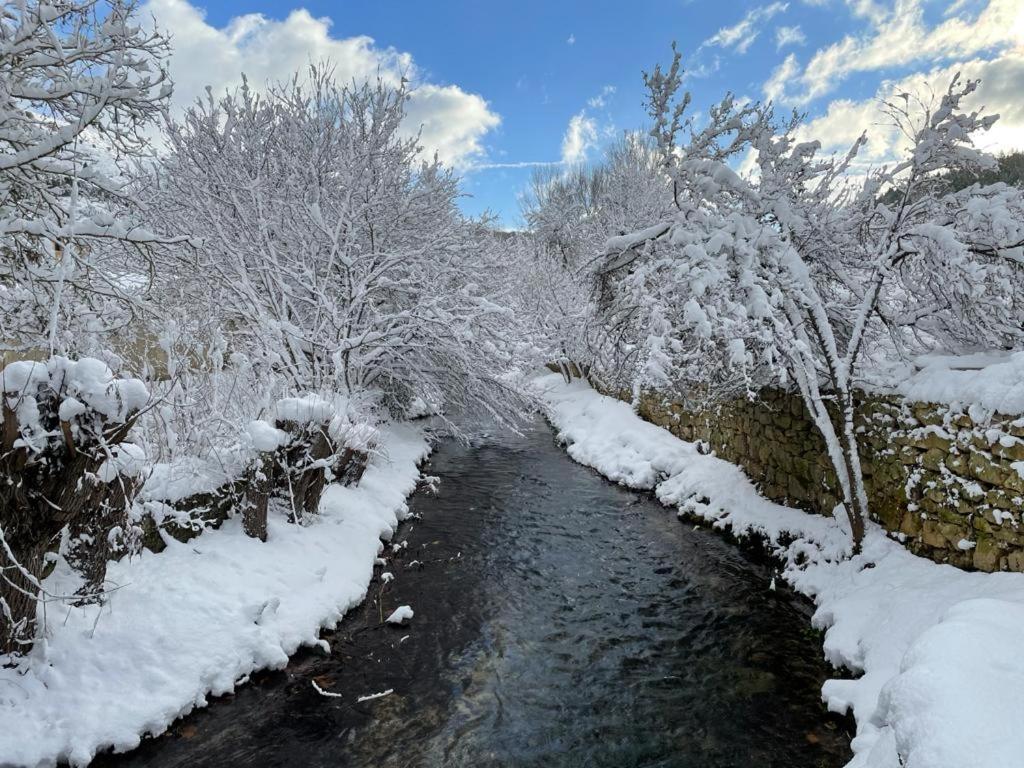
97;418;850;767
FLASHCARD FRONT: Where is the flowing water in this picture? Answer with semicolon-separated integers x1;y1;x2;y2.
98;418;851;768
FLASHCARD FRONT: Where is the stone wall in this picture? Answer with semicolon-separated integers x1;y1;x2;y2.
620;388;1024;572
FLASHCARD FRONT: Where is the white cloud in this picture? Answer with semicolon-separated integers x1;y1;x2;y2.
778;0;1023;104
404;85;501;166
702;2;789;54
799;49;1024;166
144;0;500;167
561;112;598;165
587;85;617;109
845;0;889;23
764;53;800;102
775;25;806;49
567;33;576;45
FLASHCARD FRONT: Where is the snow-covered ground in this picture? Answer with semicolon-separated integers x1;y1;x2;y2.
535;373;1024;768
0;424;428;767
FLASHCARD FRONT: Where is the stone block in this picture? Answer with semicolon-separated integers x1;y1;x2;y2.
972;536;1002;572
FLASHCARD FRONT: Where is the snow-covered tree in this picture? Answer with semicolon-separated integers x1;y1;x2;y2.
0;0;185;357
594;50;1024;552
516;133;675;384
143;67;524;425
0;0;187;656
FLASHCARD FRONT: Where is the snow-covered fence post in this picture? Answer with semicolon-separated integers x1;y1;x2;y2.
0;358;148;656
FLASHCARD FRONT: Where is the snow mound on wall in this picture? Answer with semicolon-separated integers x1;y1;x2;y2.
0;423;429;767
535;372;1024;768
875;351;1024;417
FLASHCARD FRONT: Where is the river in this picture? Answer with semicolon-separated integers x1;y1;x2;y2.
97;418;851;767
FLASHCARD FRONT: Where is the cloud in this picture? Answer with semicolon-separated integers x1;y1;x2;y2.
798;49;1024;166
775;25;806;49
777;0;1023;104
561;112;598;165
702;2;789;54
144;0;500;167
403;84;501;165
764;53;800;102
587;85;617;109
567;33;576;45
469;160;562;171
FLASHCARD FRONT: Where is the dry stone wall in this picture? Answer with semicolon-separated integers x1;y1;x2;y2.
618;388;1024;572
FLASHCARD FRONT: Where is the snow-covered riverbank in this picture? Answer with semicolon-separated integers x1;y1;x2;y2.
536;373;1024;768
0;424;428;767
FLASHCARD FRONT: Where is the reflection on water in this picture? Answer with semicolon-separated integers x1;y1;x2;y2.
98;419;850;768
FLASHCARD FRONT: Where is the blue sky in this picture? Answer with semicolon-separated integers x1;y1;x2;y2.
148;0;1023;227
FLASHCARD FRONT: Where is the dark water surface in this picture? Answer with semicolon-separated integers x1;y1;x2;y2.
98;419;850;768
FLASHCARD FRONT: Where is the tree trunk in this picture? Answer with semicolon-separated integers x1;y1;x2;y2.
241;458;272;542
65;484;137;604
0;541;46;656
1;400;141;656
837;393;868;553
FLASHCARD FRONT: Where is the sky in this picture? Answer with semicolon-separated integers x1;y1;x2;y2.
143;0;1024;227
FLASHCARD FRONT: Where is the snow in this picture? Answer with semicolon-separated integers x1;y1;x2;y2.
385;605;414;625
141;455;242;505
274;395;334;425
0;356;149;436
0;359;50;395
355;688;394;703
95;441;147;482
880;351;1024;417
602;222;671;255
534;372;1024;768
245;419;288;452
0;423;429;767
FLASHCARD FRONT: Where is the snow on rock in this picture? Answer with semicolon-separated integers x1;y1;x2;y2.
385;605;414;625
0;423;429;767
534;372;1024;768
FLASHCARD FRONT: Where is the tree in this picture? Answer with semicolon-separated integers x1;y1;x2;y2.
0;0;185;358
0;0;183;655
595;50;1024;552
143;67;525;426
517;133;675;385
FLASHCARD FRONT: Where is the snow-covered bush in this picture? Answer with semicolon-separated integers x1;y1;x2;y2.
0;357;149;655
